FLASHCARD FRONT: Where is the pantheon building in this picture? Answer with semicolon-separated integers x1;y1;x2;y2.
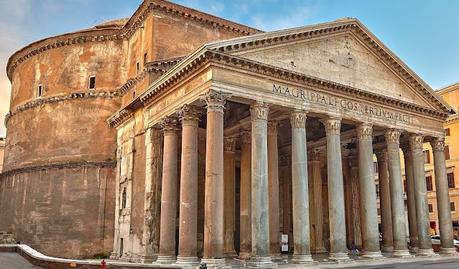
0;0;456;267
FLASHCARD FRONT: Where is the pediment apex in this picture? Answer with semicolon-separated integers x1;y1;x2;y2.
204;18;454;115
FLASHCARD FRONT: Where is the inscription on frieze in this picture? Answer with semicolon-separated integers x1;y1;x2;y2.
272;84;415;124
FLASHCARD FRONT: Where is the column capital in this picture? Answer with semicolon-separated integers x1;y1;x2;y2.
201;89;231;113
268;120;279;135
250;101;269;121
160;116;179;134
375;148;388;161
400;144;411;157
356;123;373;140
224;136;237;153
240;130;251;144
384;129;401;145
279;154;290;166
430;137;445;152
408;134;424;151
321;117;341;135
178;104;203;125
310;148;321;162
290;110;307;129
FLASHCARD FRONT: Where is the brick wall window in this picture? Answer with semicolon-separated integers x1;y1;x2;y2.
144;52;148;65
445;145;451;160
445;128;451;136
89;76;96;90
424;150;431;164
136;62;140;74
428;203;434;213
426;176;433;191
448;172;455;188
37;84;43;97
121;187;127;209
451;202;456;211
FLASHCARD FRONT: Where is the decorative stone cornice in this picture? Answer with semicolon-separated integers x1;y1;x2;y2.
201;90;231;113
5;90;119;126
322;118;341;136
408;134;424;151
178;104;203;125
290;110;307;129
107;108;134;128
384;129;401;145
0;160;116;177
356;123;373;140
224;136;237;152
431;137;446;153
250;102;269;121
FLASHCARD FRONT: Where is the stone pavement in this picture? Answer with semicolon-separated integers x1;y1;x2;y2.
0;253;44;269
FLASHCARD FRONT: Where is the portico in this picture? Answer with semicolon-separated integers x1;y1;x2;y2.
110;18;456;267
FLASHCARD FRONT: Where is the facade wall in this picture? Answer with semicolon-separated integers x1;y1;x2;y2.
0;138;4;173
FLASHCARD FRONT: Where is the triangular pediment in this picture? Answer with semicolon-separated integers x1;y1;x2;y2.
206;19;453;114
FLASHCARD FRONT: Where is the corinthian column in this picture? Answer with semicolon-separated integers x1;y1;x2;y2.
156;117;179;264
409;134;434;256
239;130;252;259
385;129;410;257
431;137;456;254
249;102;273;267
223;136;237;257
290;110;313;264
322;118;349;261
311;149;326;253
201;90;230;266
177;105;201;265
401;145;419;252
357;123;383;258
268;121;281;258
375;149;393;253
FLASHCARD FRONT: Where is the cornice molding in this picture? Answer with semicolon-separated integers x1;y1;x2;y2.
0;160;116;177
5;90;119;126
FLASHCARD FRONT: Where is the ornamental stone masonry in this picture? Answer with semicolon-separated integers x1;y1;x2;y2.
0;0;457;267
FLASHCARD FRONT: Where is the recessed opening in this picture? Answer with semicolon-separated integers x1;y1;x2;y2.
37;84;43;97
136;62;140;74
143;53;148;65
89;76;96;90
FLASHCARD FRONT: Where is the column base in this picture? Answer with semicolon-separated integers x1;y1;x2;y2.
247;256;276;268
292;254;314;264
176;256;200;265
417;248;437;257
362;251;383;259
201;258;226;268
224;250;238;258
140;255;156;263
156;255;177;264
269;253;283;261
329;252;350;262
109;252;119;260
440;247;458;255
409;246;419;254
392;249;412;258
382;246;393;253
313;246;327;254
238;251;251;260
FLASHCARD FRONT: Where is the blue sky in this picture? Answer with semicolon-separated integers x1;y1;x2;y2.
0;0;458;136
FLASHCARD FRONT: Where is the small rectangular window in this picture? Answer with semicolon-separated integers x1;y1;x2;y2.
428;203;433;213
143;53;148;65
37;84;43;97
136;62;140;74
426;176;433;191
132;90;136;99
89;76;96;90
445;128;451;136
451;202;456;211
424;150;431;164
445;145;451;160
448;172;455;188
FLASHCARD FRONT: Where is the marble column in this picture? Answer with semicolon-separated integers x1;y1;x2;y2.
290;110;313;263
401;145;419;252
223;136;237;257
202;90;230;266
322;118;349;261
409;134;434;256
311;149;326;253
375;149;394;253
268;121;281;258
349;156;363;249
156;117;179;263
357;124;383;258
177;105;201;264
249;102;272;266
239;130;252;259
385;129;411;257
431;137;456;254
